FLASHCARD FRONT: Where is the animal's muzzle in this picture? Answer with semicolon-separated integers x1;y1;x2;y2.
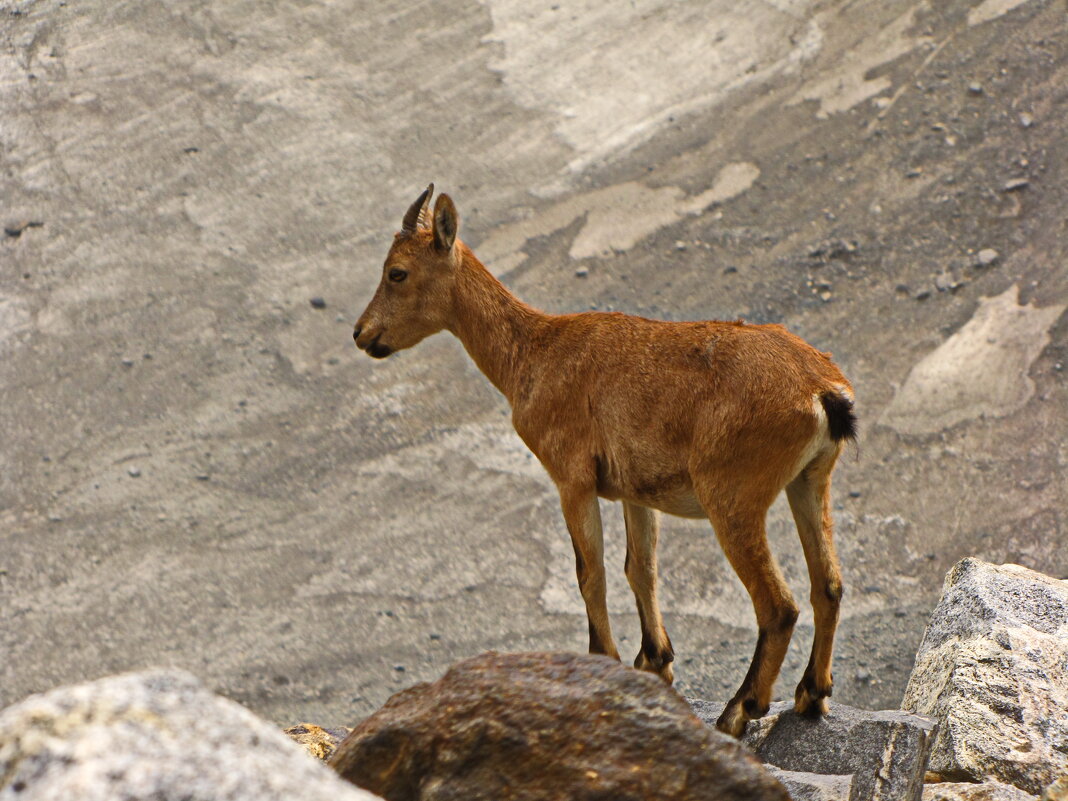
353;324;392;358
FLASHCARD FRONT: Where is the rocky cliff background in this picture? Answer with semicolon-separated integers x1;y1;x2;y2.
2;0;1066;726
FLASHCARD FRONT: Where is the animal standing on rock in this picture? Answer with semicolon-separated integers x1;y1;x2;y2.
352;185;857;737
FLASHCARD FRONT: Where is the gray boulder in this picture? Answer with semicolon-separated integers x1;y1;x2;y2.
902;559;1068;795
0;669;381;801
922;781;1038;800
765;768;852;801
689;699;937;801
330;651;789;801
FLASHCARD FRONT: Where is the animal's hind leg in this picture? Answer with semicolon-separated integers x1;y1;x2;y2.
623;502;674;683
702;499;800;738
786;450;843;717
559;488;621;661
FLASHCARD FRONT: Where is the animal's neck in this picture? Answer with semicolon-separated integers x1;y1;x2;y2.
447;245;546;404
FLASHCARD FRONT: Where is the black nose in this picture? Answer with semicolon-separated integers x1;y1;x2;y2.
352;325;361;343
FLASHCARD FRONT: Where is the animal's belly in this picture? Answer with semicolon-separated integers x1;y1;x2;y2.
602;479;706;519
644;489;707;519
594;456;707;519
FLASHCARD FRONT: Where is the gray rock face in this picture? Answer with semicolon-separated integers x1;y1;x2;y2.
765;768;852;801
0;670;381;801
331;651;789;801
689;699;937;801
923;781;1039;801
902;559;1068;795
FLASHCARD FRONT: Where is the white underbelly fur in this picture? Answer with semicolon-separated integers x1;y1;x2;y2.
614;394;836;520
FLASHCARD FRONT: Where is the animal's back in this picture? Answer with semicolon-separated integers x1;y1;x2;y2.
537;312;851;415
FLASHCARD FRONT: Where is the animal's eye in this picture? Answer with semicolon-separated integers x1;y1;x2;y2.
388;268;408;283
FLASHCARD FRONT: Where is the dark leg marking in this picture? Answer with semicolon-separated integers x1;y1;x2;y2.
724;605;799;727
736;629;768;701
638;629;674;670
716;629;771;733
743;697;769;719
571;540;586;579
588;619;609;655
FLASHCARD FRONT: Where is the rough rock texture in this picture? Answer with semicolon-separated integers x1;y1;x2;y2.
902;559;1068;795
0;670;381;801
1043;777;1068;801
284;723;352;761
766;768;852;801
923;782;1039;801
690;698;936;801
330;651;789;801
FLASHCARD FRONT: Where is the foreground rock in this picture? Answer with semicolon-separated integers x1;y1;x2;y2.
690;699;936;801
903;559;1068;795
923;781;1038;801
329;651;788;801
0;670;381;801
765;768;852;801
1044;777;1068;801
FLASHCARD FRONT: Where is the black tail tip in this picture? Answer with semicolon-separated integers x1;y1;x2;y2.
821;391;858;443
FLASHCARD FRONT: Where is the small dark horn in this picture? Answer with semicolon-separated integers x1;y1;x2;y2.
401;183;434;233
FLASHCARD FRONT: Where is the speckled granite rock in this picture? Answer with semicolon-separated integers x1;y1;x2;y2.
689;699;936;801
922;781;1038;801
330;651;789;801
903;559;1068;795
765;768;852;800
284;723;352;761
0;670;381;801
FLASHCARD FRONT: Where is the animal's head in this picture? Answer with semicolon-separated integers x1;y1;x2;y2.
353;184;460;358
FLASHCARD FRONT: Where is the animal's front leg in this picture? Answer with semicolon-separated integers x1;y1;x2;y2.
559;489;620;661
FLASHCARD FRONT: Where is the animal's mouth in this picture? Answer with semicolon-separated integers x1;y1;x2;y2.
354;325;393;358
366;338;393;359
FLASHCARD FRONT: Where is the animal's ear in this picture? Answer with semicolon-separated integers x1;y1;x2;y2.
432;194;458;252
401;183;434;233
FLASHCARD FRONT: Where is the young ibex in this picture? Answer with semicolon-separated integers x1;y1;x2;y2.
353;185;856;736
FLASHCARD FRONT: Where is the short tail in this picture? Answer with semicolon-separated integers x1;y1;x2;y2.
820;391;858;443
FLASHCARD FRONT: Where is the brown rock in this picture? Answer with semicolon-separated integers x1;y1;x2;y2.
1044;777;1068;801
284;723;352;761
329;651;788;801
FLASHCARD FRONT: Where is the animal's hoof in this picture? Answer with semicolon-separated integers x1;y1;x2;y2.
715;701;749;738
633;647;675;684
794;693;830;718
658;662;674;685
794;680;831;718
